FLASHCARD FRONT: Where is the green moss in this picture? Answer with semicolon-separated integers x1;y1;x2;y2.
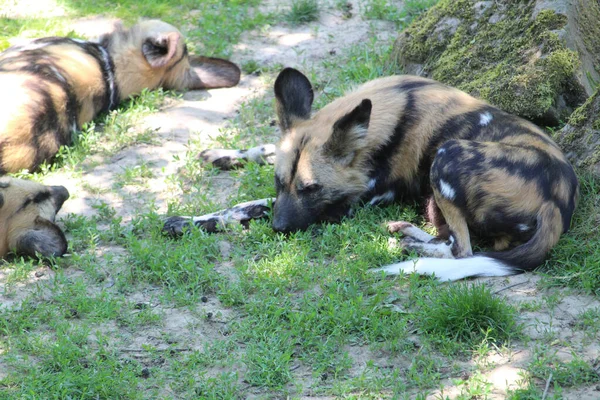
576;0;600;79
392;0;582;122
567;90;599;127
554;89;600;172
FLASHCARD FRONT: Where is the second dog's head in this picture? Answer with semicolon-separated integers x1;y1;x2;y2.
99;19;241;98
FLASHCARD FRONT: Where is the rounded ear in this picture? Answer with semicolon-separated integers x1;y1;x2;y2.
14;217;68;258
142;31;181;68
323;99;372;165
176;56;241;90
274;68;314;132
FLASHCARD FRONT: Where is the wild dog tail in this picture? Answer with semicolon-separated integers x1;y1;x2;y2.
372;202;564;281
481;201;563;271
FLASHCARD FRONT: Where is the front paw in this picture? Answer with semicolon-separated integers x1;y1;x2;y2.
162;216;192;236
387;221;435;243
198;149;242;170
387;221;415;234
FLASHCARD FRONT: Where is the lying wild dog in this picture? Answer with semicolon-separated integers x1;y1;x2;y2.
164;68;579;281
0;177;69;258
0;20;241;174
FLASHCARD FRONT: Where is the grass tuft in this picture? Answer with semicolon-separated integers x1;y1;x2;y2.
414;283;519;352
285;0;320;25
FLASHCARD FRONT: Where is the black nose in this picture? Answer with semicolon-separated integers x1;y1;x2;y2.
272;219;295;234
50;186;70;211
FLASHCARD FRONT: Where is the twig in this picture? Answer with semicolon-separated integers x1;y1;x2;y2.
493;280;529;295
542;372;553;400
119;348;193;353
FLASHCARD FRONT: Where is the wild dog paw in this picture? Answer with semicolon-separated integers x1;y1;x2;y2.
387;221;415;234
387;221;435;243
162;216;192;236
198;145;276;170
399;236;454;259
198;149;244;170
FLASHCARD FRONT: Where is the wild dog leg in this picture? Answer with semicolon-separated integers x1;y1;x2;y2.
163;198;274;236
387;221;436;242
199;144;276;170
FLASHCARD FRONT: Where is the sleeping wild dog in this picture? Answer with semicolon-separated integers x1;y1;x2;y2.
164;68;579;281
0;19;240;174
0;177;69;258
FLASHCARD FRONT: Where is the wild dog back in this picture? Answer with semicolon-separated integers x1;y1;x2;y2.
272;68;578;274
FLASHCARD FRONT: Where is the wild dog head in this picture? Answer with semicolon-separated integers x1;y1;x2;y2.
0;177;69;259
100;19;241;98
272;68;374;233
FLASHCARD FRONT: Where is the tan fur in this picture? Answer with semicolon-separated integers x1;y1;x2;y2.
271;68;579;271
0;177;69;258
0;19;240;174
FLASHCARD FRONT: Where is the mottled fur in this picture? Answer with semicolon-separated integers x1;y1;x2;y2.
0;20;240;174
0;177;69;258
167;68;579;281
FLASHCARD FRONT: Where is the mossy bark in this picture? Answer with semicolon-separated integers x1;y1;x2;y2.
390;0;597;126
555;90;600;175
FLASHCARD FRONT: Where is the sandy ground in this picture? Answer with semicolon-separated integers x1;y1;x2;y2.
2;0;600;398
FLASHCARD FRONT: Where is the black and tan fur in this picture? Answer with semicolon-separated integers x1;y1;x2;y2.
0;19;240;174
165;68;579;281
0;177;69;258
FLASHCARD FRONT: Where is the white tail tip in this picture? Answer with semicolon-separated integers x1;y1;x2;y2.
370;256;517;281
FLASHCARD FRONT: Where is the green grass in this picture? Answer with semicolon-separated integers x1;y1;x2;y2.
413;283;520;354
362;0;439;26
542;173;600;294
285;0;320;25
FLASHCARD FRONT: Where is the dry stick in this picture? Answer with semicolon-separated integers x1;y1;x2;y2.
493;280;529;295
119;348;192;353
542;372;553;400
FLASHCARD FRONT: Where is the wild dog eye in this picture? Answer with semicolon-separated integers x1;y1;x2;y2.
298;182;322;194
274;175;284;191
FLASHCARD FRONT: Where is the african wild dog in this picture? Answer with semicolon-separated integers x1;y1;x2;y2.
0;177;69;258
164;68;579;281
0;19;241;174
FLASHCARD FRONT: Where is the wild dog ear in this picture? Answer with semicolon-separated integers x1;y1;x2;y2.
97;20;125;48
173;55;241;90
323;99;372;165
274;68;314;132
13;217;68;258
143;31;182;68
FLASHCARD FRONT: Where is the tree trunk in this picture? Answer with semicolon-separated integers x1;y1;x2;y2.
390;0;600;173
390;0;599;125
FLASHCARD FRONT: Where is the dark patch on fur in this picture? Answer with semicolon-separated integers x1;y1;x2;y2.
212;156;235;170
366;91;418;199
0;193;4;209
166;44;188;72
195;218;219;233
19;190;52;213
395;80;435;92
15;216;68;258
324;99;372;160
289;149;301;186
